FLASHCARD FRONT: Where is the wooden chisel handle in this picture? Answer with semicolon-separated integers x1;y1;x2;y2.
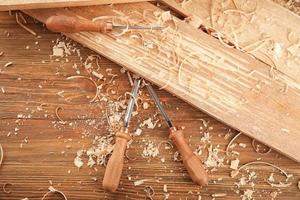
169;127;208;186
102;129;130;192
45;15;113;33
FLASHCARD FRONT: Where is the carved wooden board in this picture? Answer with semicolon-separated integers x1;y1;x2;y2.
24;2;300;162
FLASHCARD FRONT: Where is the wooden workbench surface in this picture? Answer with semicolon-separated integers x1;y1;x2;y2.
0;10;299;200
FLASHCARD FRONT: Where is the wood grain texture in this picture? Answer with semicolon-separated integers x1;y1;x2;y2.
23;2;300;162
0;11;299;200
161;0;300;83
0;0;149;11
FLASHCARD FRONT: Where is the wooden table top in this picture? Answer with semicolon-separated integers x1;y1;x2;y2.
0;10;299;200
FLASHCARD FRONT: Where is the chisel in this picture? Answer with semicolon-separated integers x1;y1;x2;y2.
45;15;162;33
146;83;209;186
102;78;141;192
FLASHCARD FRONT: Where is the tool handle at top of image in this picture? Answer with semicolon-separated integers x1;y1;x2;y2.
169;127;209;186
45;15;112;33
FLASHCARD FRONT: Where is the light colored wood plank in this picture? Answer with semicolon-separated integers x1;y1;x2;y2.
0;0;149;11
24;2;300;162
162;0;300;83
1;10;300;200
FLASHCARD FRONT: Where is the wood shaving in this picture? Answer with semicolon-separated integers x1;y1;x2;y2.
66;76;98;102
55;107;66;124
211;193;227;197
141;118;158;129
41;186;68;200
242;37;271;51
134;128;142;136
298;180;300;190
251;139;271;155
125;149;136;161
16;13;37;36
127;71;134;86
3;183;12;194
4;62;13;67
134;179;151;186
92;71;103;79
144;186;155;200
231;161;291;187
0;144;3;167
241;189;254;200
226;132;242;156
0;51;3;56
158;141;173;150
230;158;240;170
205;145;224;168
142;141;159;158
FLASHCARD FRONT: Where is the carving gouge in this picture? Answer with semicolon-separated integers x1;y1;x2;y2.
45;15;162;33
103;78;141;192
146;83;209;186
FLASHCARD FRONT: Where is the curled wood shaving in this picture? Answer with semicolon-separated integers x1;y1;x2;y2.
298;180;300;190
144;186;155;200
4;62;13;67
16;13;37;36
223;9;254;19
242;38;271;52
226;132;242;156
267;182;292;188
3;183;12;194
41;186;68;200
251;139;272;155
55;107;66;124
125;149;137;161
0;143;3;167
0;51;3;56
231;161;291;187
66;76;98;102
158;141;173;150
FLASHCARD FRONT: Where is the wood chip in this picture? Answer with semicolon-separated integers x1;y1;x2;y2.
134;179;151;186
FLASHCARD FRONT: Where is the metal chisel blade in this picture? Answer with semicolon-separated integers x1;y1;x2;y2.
124;79;141;128
112;25;163;30
146;83;173;128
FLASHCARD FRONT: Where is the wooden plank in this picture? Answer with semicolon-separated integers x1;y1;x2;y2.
161;0;300;83
1;10;300;200
24;2;300;162
0;0;149;11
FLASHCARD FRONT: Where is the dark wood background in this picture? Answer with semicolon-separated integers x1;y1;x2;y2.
0;9;299;200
